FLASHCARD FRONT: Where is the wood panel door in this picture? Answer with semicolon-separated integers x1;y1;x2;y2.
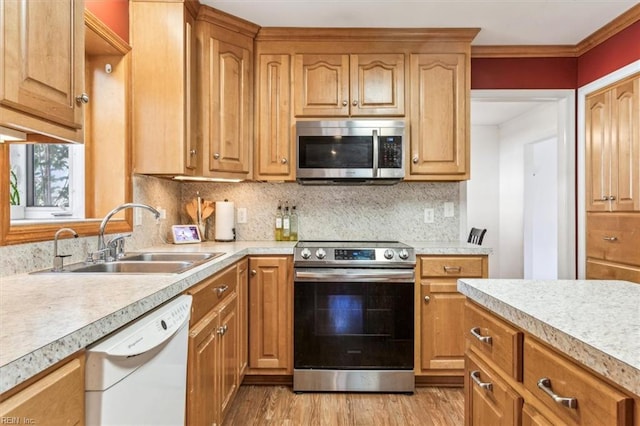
255;54;293;179
218;292;239;423
409;53;468;180
350;54;405;116
585;89;611;211
610;76;640;211
248;256;292;373
204;38;252;176
1;0;84;142
186;309;219;426
294;54;350;117
420;281;466;372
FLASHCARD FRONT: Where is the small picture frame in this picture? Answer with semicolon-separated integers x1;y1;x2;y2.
171;225;202;244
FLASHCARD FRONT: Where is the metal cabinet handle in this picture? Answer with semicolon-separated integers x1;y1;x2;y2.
443;266;462;273
250;269;257;277
470;370;493;392
537;378;578;409
217;324;228;335
213;153;220;159
342;100;348;106
424;295;430;303
190;149;197;156
470;327;493;345
352;100;358;106
281;157;288;164
609;195;616;201
601;195;609;201
75;93;89;105
602;236;618;241
412;156;419;164
214;285;229;296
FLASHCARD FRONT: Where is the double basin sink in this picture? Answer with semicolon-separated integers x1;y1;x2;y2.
34;252;225;274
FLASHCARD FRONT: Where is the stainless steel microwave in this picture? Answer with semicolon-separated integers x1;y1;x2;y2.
295;120;406;185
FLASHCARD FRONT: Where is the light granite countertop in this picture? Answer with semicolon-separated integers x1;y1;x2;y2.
457;279;640;396
0;240;489;394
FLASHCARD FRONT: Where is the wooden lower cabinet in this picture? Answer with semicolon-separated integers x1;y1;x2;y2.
237;258;249;378
186;262;241;426
416;255;488;383
465;301;636;426
0;355;85;425
247;256;293;374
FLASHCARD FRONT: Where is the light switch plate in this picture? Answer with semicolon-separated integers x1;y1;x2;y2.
237;207;247;224
444;202;454;218
424;208;434;223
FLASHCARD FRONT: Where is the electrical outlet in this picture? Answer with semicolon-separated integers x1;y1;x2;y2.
237;207;247;224
444;202;454;218
424;208;434;223
134;209;142;226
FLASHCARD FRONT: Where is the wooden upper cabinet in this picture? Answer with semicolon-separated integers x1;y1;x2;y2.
255;54;294;180
130;0;198;175
294;53;405;117
408;53;469;180
586;74;639;212
196;8;258;180
0;0;85;142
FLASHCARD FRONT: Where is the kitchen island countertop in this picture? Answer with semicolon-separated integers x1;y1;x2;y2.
458;278;640;396
0;240;488;394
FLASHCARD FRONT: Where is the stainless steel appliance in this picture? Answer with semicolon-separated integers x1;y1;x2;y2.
293;241;415;393
296;120;405;185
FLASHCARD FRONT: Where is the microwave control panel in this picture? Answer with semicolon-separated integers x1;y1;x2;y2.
378;136;403;168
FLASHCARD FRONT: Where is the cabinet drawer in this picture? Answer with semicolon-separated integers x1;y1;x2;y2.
586;213;640;266
420;256;486;278
188;264;238;325
586;258;640;283
465;301;523;381
466;352;522;426
523;337;633;426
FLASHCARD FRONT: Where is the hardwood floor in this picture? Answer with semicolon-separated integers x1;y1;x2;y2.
223;386;464;425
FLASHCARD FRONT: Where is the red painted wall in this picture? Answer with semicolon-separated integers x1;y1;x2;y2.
577;21;640;87
471;20;640;90
85;0;129;43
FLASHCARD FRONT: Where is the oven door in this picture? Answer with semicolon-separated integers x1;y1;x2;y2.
294;268;414;370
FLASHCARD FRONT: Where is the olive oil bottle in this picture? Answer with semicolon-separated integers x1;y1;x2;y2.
274;202;283;241
289;205;298;241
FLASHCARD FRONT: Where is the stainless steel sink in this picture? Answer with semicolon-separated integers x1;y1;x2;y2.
121;252;224;262
30;251;225;274
70;261;194;274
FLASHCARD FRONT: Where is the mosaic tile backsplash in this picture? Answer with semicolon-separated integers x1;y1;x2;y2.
1;177;460;277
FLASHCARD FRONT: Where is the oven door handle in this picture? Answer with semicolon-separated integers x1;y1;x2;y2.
294;269;415;282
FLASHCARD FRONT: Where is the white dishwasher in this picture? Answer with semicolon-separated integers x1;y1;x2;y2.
85;295;192;426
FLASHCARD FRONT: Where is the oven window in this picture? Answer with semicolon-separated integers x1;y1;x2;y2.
294;281;414;369
298;136;373;169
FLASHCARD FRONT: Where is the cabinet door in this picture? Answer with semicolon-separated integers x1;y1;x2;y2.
465;353;522;426
350;54;405;116
204;38;252;176
0;356;84;425
522;403;556;426
248;256;293;373
187;309;219;426
0;0;84;142
131;1;196;175
419;280;466;372
294;54;350;117
218;292;239;423
255;54;294;179
610;76;640;211
585;90;612;212
409;53;468;180
237;259;249;377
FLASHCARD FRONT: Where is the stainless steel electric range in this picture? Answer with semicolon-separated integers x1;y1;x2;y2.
293;241;416;393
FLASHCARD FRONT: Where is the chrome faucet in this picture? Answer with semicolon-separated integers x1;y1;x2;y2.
93;203;160;262
53;228;79;271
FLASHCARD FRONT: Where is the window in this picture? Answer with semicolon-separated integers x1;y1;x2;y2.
9;144;85;221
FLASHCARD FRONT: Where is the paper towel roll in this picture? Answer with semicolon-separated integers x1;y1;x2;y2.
215;200;235;241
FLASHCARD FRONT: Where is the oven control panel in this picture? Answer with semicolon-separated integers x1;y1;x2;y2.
334;249;375;261
294;243;415;266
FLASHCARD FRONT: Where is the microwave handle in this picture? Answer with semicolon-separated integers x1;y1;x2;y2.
372;129;379;178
